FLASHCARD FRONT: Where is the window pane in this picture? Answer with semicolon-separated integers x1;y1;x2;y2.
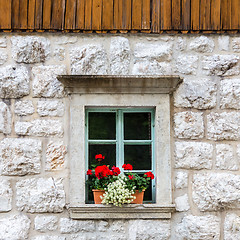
88;144;116;168
89;112;116;140
124;145;152;170
124;112;152;140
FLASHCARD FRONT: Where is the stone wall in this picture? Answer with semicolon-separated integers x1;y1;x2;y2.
0;33;240;239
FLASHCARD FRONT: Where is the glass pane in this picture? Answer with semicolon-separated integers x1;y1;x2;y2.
124;112;152;140
89;112;116;140
88;144;116;169
124;145;152;170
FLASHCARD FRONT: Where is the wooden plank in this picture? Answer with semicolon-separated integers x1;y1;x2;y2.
85;0;92;30
43;0;52;29
151;0;160;32
76;0;85;29
0;0;11;29
35;0;43;29
160;0;172;30
51;0;64;29
65;0;77;29
231;0;239;29
19;0;28;29
200;0;211;30
102;0;113;30
191;0;200;30
221;0;231;30
172;0;181;30
132;0;142;30
142;0;150;29
114;0;122;29
28;0;36;29
182;0;190;30
211;0;220;30
92;0;102;30
122;0;131;29
12;0;20;29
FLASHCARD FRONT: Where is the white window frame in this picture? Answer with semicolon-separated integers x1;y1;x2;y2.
59;75;182;219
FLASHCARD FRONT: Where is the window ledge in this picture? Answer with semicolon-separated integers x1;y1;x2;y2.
69;204;176;219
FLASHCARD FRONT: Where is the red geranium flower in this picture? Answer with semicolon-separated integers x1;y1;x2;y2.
122;163;133;171
112;166;121;176
95;165;112;179
95;154;105;162
87;169;92;175
144;171;154;180
128;175;135;180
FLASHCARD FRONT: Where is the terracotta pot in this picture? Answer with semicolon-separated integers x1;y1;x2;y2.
131;190;145;204
92;189;105;204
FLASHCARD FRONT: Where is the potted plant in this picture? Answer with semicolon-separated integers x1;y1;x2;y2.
86;154;154;206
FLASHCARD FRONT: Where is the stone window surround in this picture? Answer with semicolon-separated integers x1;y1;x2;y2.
58;75;182;219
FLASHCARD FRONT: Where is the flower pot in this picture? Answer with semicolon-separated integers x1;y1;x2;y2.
92;189;105;204
131;190;145;204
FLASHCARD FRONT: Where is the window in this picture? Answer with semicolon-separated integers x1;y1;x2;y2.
58;75;182;219
86;108;155;203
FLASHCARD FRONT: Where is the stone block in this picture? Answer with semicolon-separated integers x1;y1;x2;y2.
70;44;108;75
32;65;66;98
60;218;95;233
15;100;35;116
218;36;229;51
175;172;188;189
0;138;41;175
0;65;30;98
53;47;65;61
176;37;187;51
175;142;213;170
16;178;65;213
176;55;198;75
189;36;215;52
174;79;217;109
224;213;240;240
232;38;240;52
174;111;204;139
110;37;130;75
176;215;220;239
193;173;240;211
207;112;240;140
202;55;239;76
11;36;50;63
175;194;190;212
0;179;12;212
0;49;7;65
0;214;31;239
0;102;11;134
34;215;58;232
0;37;7;48
32;236;66;240
15;119;63;137
37;100;64;117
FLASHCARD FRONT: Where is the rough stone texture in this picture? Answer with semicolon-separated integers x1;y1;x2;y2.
224;213;240;240
70;44;108;75
0;102;11;134
218;36;229;51
193;173;240;211
128;220;170;240
110;37;130;75
175;142;213;170
0;37;7;48
232;38;240;52
0;180;12;212
15;119;63;137
32;236;66;240
0;138;41;175
202;55;239;76
60;218;95;233
220;79;240;109
189;36;215;52
175;55;198;75
15;100;35;116
34;215;58;232
11;36;50;63
37;100;64;117
54;36;77;45
32;65;66;98
176;215;220;240
207;112;240;140
176;37;186;51
0;49;7;65
216;144;238;170
175;172;188;189
174;79;217;109
0;65;30;98
174;112;204;139
16;178;65;213
175;194;190;212
46;141;67;171
53;47;65;61
0;214;31;239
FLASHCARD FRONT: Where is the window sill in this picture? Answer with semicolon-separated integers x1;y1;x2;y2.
69;204;175;219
